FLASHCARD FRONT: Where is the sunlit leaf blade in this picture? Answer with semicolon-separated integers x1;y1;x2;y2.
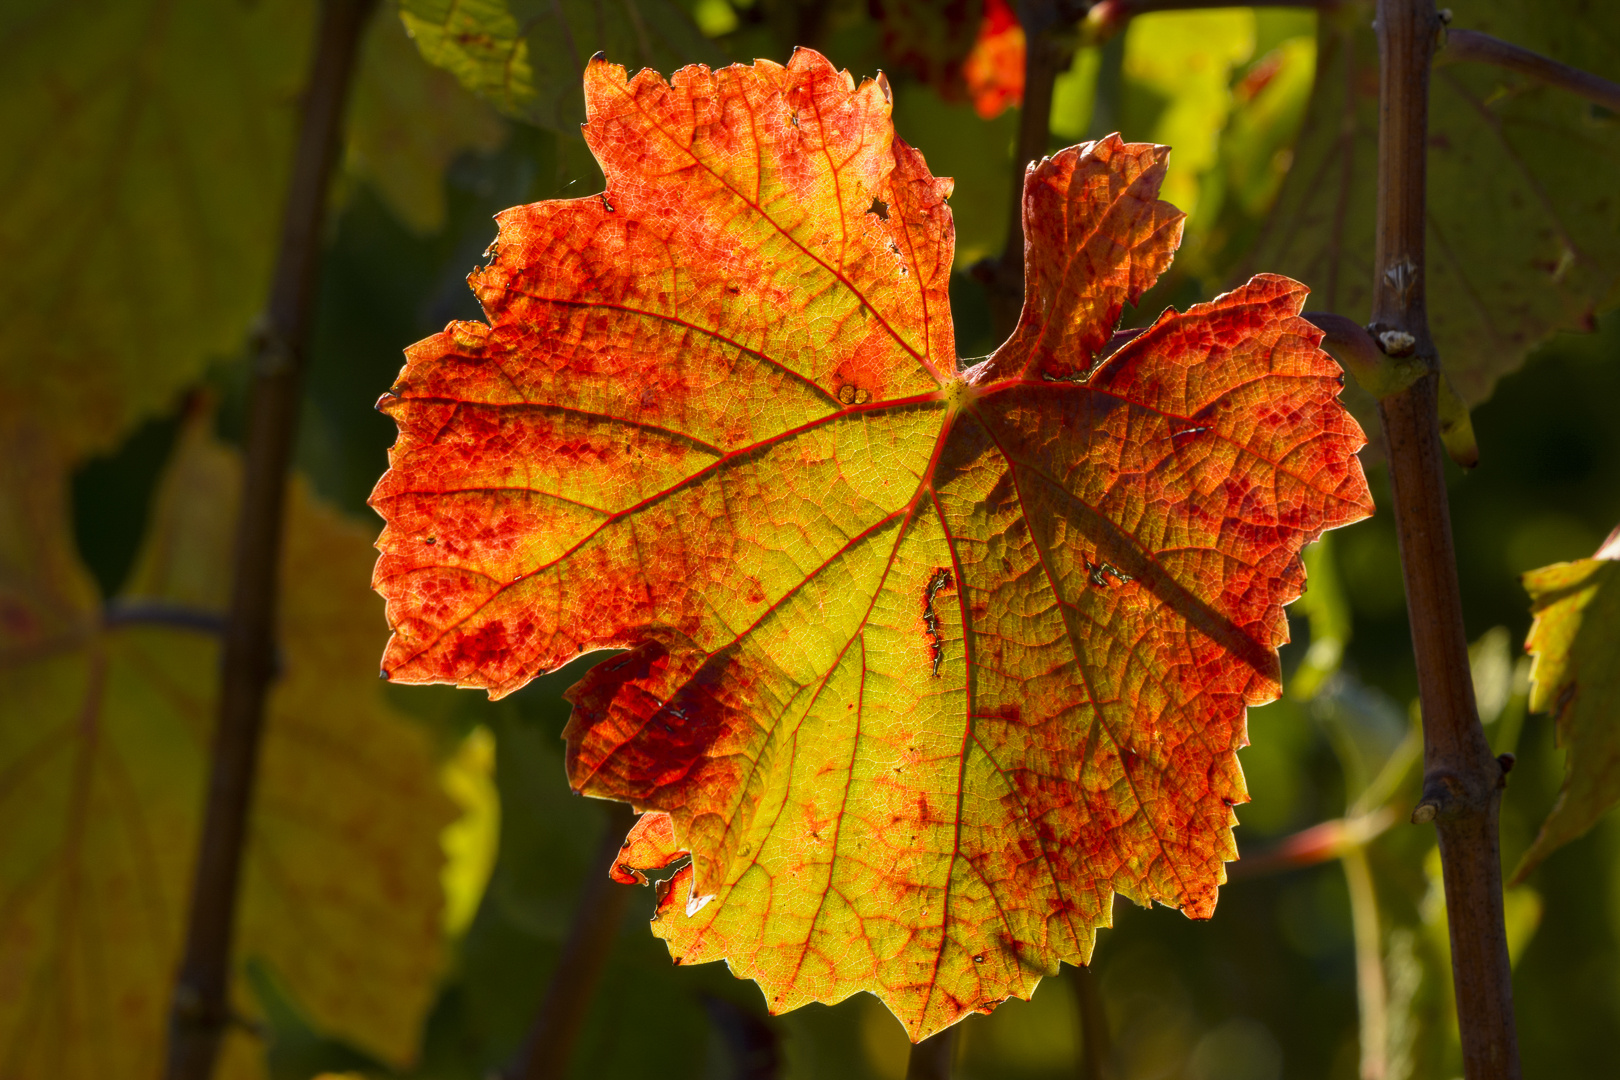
0;419;452;1078
1514;526;1620;879
397;0;722;130
1247;0;1620;406
371;50;1373;1039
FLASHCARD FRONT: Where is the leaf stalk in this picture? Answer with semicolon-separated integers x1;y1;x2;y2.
1371;1;1519;1074
163;1;377;1077
1304;311;1476;468
906;1027;959;1080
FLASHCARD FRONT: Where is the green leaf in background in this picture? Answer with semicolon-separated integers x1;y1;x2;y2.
347;10;509;234
0;0;513;463
1290;532;1352;702
0;0;313;460
1515;525;1620;879
0;415;453;1079
397;0;723;130
399;678;749;1080
1248;0;1620;407
1060;10;1318;287
1120;10;1256;220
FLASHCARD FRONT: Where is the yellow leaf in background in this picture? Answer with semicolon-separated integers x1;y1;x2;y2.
1123;10;1255;217
0;417;453;1079
0;0;313;461
439;724;500;936
1515;527;1620;879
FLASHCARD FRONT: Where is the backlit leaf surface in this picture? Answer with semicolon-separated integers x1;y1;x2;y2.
0;419;452;1078
371;50;1373;1038
1515;525;1620;879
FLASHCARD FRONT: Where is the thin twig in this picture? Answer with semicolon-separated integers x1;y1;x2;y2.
1442;27;1620;114
1227;809;1397;880
103;600;228;637
1342;846;1388;1080
1370;2;1520;1076
509;801;639;1080
163;1;378;1077
906;1027;959;1080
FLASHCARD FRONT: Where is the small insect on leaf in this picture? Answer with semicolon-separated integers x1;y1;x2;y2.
369;49;1373;1040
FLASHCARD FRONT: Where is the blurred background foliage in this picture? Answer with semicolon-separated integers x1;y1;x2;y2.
7;0;1620;1078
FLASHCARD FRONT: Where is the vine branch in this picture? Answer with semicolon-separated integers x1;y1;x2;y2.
1371;1;1519;1076
103;600;227;637
1442;27;1620;114
163;1;377;1076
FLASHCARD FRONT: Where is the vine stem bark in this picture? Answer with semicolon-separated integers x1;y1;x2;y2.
1371;1;1519;1076
509;801;639;1080
163;0;377;1076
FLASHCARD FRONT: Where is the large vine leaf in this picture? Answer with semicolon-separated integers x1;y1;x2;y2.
0;417;453;1078
1247;0;1620;406
397;0;722;131
1514;525;1620;879
370;50;1373;1038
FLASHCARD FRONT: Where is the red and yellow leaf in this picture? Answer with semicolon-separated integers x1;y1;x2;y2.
370;50;1373;1038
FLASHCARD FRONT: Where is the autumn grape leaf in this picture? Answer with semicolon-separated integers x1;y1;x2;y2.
1513;525;1620;880
0;416;452;1078
370;50;1373;1038
1247;0;1620;407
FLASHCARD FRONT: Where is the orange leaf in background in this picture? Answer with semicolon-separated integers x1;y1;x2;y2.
962;0;1025;118
370;50;1372;1038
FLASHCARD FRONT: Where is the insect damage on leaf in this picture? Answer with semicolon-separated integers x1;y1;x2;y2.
369;49;1374;1040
